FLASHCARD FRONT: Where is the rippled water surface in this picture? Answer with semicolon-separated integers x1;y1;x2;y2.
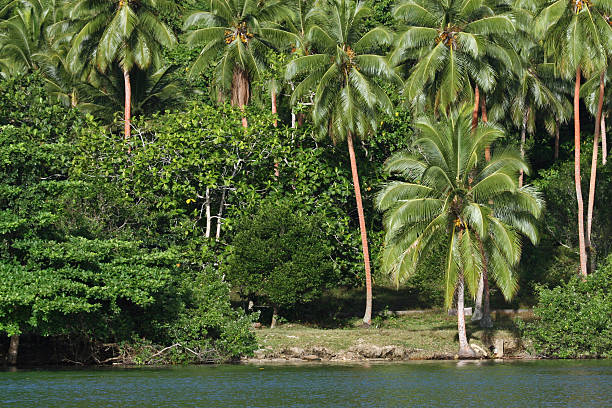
1;360;611;407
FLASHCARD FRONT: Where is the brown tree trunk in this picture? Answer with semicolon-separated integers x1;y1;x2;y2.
123;68;131;150
347;132;372;326
602;114;607;165
519;109;528;187
456;273;476;358
231;66;250;128
271;90;278;127
8;334;19;366
586;71;605;272
554;121;560;160
472;86;480;131
481;95;491;161
574;67;588;277
480;265;492;328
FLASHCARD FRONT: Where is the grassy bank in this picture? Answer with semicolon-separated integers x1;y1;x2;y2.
252;309;533;360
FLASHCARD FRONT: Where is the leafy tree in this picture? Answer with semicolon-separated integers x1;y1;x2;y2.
534;0;611;276
66;0;177;142
377;105;543;356
286;0;398;325
224;201;335;328
183;0;294;126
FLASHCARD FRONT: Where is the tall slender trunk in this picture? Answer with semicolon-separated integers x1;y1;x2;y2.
472;86;480;131
272;90;280;177
602;114;607;165
215;188;227;241
519;109;528;187
554;121;560;160
574;67;588;277
123;68;131;149
586;71;605;272
457;273;476;358
481;95;491;161
480;264;492;328
271;90;278;126
8;334;19;366
205;187;211;239
471;274;484;322
270;306;278;329
347;132;372;326
231;66;250;128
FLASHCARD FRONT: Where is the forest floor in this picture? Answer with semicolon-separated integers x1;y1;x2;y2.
248;309;534;362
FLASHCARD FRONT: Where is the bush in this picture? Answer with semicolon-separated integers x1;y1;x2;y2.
224;200;336;319
522;255;612;358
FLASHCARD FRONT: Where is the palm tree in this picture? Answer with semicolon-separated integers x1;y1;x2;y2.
583;63;611;164
66;0;177;143
534;0;610;276
582;61;610;270
0;0;59;77
377;105;543;357
183;0;294;127
489;45;571;186
390;0;519;114
286;0;397;325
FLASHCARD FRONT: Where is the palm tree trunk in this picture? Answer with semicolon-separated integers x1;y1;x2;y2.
519;109;528;187
602;114;607;165
574;67;588;277
123;68;131;148
231;66;250;128
586;71;605;272
271;306;278;329
272;90;278;127
481;95;491;161
471;274;484;322
457;273;476;358
8;334;19;366
554;121;560;160
272;90;280;177
472;86;480;131
347;132;372;326
480;266;492;328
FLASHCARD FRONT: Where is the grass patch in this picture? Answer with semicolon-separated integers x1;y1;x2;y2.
255;310;532;357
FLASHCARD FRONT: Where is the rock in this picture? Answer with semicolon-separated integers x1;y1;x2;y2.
470;343;488;358
349;344;384;358
493;339;504;358
309;346;333;359
288;347;305;357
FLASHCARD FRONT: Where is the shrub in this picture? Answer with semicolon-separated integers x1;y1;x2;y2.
223;200;336;319
522;255;612;358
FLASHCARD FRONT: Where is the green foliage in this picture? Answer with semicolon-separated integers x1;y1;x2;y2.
224;200;336;311
522;255;612;358
0;75;256;361
532;148;612;267
377;105;543;307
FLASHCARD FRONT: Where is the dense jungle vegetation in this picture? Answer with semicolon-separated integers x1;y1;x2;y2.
0;0;610;363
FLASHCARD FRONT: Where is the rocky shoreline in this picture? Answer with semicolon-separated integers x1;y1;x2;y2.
244;340;532;363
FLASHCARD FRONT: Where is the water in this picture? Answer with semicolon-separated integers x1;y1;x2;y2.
1;360;610;407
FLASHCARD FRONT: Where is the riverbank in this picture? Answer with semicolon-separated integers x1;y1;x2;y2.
246;309;533;363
